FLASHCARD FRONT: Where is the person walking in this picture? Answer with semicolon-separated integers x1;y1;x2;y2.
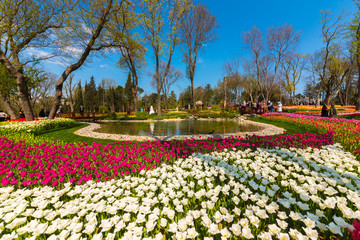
80;105;84;117
57;106;62;117
329;103;337;117
277;102;282;112
39;108;45;117
321;104;328;117
19;108;25;118
269;101;274;112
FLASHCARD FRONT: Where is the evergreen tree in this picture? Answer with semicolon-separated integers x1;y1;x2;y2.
74;81;84;112
179;86;192;108
84;76;97;111
168;91;177;108
203;84;213;106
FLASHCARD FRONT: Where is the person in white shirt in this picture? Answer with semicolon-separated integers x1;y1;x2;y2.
0;110;8;122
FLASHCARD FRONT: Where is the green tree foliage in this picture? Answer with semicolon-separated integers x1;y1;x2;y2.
0;0;75;120
168;91;177;109
203;84;213;106
139;0;192;115
84;77;97;112
74;81;84;112
179;86;192;107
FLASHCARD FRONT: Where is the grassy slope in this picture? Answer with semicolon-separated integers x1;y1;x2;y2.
38;123;114;145
248;116;322;135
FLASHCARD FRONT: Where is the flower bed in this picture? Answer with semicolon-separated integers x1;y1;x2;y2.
0;130;334;188
0;118;77;146
0;144;359;239
0;118;76;135
282;105;357;115
262;113;360;157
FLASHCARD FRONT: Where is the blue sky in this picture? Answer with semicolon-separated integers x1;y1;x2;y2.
43;0;355;98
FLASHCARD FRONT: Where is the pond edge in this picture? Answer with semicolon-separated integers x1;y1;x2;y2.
73;119;285;141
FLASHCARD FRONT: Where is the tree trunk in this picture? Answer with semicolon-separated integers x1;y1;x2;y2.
69;101;74;113
164;93;168;110
323;93;331;106
133;93;138;114
357;78;360;110
315;91;320;108
357;62;360;110
355;22;360;110
338;91;344;106
49;79;64;118
324;88;339;106
16;74;34;121
49;0;114;118
157;85;161;115
223;77;227;109
191;77;195;110
0;93;17;119
132;78;138;113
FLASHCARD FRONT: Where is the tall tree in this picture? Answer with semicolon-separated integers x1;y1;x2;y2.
266;24;300;101
203;84;213;106
84;77;97;112
180;3;218;108
63;74;78;113
49;0;129;118
0;64;17;119
114;2;145;113
139;0;191;115
179;86;192;107
243;24;300;102
168;91;177;108
224;58;242;104
242;26;265;101
350;0;360;110
0;0;74;120
315;10;347;105
74;81;84;112
282;53;308;104
154;62;182;109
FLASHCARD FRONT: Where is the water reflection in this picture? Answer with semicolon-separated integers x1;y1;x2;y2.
96;120;263;136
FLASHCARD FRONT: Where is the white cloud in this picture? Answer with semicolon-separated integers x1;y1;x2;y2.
100;64;109;68
26;47;67;67
27;47;53;59
61;46;84;59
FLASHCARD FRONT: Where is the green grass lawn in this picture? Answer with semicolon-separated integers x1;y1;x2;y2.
38;123;115;145
248;116;322;135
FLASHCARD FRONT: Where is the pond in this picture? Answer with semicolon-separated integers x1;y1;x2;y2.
95;120;263;136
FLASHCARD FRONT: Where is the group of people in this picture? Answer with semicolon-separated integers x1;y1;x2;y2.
321;103;337;117
241;101;280;113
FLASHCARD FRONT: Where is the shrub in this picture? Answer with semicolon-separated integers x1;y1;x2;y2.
211;105;221;111
98;106;109;113
109;112;117;120
135;111;150;120
188;109;198;115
